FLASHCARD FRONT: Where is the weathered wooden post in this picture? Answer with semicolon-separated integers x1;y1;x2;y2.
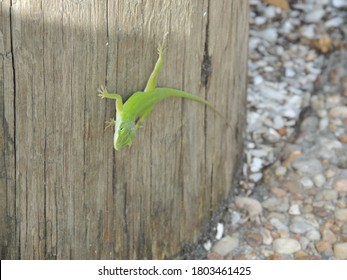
0;0;248;259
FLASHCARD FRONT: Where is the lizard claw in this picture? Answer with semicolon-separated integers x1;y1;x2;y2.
105;118;116;131
97;85;108;98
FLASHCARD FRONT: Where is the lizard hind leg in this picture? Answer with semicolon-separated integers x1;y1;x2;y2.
135;106;154;129
144;32;168;93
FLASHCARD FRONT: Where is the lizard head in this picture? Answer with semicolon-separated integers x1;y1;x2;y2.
114;119;136;150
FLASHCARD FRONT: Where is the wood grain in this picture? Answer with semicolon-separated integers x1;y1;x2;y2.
0;0;248;259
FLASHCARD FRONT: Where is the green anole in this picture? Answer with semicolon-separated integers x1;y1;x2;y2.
98;35;223;150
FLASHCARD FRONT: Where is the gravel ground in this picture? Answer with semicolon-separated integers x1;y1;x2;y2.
188;0;347;260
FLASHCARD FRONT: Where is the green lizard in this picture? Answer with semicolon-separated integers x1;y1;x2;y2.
98;35;222;150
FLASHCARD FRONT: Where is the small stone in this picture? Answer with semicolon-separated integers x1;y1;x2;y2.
264;128;281;143
313;174;326;188
333;243;347;260
283;180;301;194
203;240;212;251
262;197;281;211
335;209;347;221
231;211;241;226
319;117;329;130
246;231;262;247
315;240;332;253
271;187;287;197
254;16;267;25
332;0;347;8
212;236;239;257
337;134;347;143
302;204;313;213
273;238;301;254
336;152;347;169
333;179;347;192
338;201;347;209
289;204;301;215
257;27;278;43
266;254;283;260
322;229;337;244
275;166;287;177
292;158;323;176
270;217;289;231
277;201;290;212
304;9;325;23
207;252;224;260
329;106;347;118
283;108;297;119
322;190;338;201
306;229;321;241
251;157;263;172
235;197;263;218
325;17;344;28
313;206;328;218
273;115;285;130
229;254;246;260
216;223;224;240
261;249;274;257
260;228;273;245
290;220;315;234
325;169;337;178
300;24;315;39
250;172;263;182
285;68;296;77
301;177;314;188
300;236;310;250
294;250;309;259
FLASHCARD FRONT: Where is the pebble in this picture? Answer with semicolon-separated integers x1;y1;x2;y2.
270;217;289;231
289;204;301;215
333;179;347;192
335;209;347;221
256;28;278;43
231;211;242;226
313;174;326;188
329;106;347;118
322;229;337;244
211;236;239;257
304;10;325;23
260;228;273;245
306;230;321;241
321;190;338;201
251;157;264;172
250;172;263;182
290;220;315;234
235;197;263;218
301;177;314;188
325;17;344;28
333;243;347;259
332;0;347;8
246;232;263;247
292;158;323;176
203;240;212;251
316;240;332;253
215;223;224;240
273;238;301;254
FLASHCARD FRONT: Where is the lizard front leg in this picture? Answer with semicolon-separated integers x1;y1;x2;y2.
97;86;124;113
